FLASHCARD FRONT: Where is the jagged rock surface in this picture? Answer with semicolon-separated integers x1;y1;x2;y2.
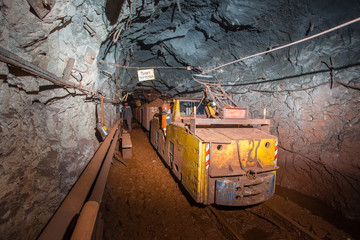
0;0;122;239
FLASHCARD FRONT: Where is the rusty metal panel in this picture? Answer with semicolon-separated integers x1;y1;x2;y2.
143;106;158;131
150;116;167;160
219;108;248;119
139;104;147;125
215;172;275;206
208;131;278;177
196;128;275;142
209;142;245;177
27;0;55;19
142;99;163;131
184;118;271;126
150;118;159;148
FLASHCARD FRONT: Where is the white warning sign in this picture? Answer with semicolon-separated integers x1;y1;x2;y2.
137;69;155;81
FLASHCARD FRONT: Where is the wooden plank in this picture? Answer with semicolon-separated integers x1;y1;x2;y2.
123;149;132;159
61;58;75;82
121;134;132;148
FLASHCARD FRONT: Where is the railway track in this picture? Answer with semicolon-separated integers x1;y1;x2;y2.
207;202;322;240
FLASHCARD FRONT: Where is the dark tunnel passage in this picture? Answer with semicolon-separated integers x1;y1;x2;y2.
0;0;359;239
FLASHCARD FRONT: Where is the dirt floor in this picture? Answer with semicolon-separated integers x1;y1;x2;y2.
100;123;358;240
101;124;226;240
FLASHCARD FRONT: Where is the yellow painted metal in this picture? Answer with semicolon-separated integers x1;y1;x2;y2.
238;138;277;167
167;124;206;202
172;99;181;122
210;142;239;172
210;138;277;177
200;143;207;203
206;104;217;118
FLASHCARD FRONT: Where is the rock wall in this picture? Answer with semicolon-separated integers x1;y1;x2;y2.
0;0;123;239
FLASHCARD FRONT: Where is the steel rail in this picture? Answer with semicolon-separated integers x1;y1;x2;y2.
208;206;245;240
208;203;322;240
38;120;120;240
262;203;322;240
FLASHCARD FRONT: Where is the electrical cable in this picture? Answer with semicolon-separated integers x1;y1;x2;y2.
336;81;360;90
249;81;328;93
203;17;360;74
72;64;89;74
100;60;193;70
113;25;124;43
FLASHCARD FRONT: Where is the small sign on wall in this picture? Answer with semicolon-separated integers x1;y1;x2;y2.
137;69;155;81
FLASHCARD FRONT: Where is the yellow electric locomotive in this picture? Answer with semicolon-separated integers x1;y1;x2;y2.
149;97;278;206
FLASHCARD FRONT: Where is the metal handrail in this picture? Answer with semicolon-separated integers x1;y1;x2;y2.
38;120;120;240
70;201;99;240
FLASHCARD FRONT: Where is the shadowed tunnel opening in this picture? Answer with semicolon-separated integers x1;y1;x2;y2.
105;0;126;25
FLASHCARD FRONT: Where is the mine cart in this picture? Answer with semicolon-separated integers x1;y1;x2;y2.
141;98;164;131
150;95;278;206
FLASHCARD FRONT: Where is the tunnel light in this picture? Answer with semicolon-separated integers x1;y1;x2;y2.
263;108;266;119
193;74;214;78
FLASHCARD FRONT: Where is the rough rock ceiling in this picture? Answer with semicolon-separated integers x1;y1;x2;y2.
100;0;360;97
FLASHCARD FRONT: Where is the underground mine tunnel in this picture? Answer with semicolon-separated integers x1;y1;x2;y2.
0;0;360;239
